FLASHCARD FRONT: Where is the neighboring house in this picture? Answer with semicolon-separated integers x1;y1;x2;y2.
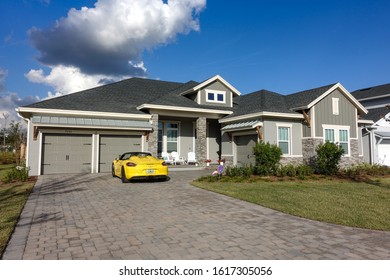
17;75;368;176
351;83;390;165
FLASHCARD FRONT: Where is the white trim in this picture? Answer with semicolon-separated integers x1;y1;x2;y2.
206;89;226;104
311;106;316;138
276;124;292;155
181;75;242;97
219;111;303;123
358;119;374;124
322;124;351;156
18;107;151;120
38;131;42;176
302;136;323;139
91;134;96;173
332;97;339;115
364;104;390;109
196;90;201;104
356;93;390;102
137;104;233;115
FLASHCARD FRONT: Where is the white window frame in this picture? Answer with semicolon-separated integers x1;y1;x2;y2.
322;124;350;156
332;98;339;115
158;121;181;154
276;124;292;155
206;89;226;104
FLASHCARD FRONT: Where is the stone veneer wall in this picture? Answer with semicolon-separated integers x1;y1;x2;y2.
339;139;363;168
302;138;363;168
279;157;303;166
302;138;324;166
196;117;207;166
148;114;159;157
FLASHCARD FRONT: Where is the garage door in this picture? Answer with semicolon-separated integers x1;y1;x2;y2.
378;142;390;166
235;134;258;166
99;135;142;172
41;134;92;174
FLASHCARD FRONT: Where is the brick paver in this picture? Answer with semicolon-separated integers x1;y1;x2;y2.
3;170;390;259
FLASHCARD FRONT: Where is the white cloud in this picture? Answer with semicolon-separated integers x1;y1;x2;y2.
25;65;128;97
0;93;40;124
29;0;206;77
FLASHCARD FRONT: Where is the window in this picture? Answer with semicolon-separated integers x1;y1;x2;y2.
323;126;349;155
332;98;339;115
166;123;178;153
325;128;335;142
158;122;179;155
206;90;225;103
339;129;349;154
278;127;290;155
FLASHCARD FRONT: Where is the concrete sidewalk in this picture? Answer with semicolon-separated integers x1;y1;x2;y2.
3;171;390;259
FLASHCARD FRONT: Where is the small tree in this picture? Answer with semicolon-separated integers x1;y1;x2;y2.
315;141;344;175
252;141;282;175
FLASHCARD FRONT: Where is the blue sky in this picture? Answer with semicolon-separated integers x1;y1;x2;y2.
1;0;390;122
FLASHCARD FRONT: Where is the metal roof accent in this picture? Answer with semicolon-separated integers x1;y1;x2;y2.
32;115;152;130
221;119;262;131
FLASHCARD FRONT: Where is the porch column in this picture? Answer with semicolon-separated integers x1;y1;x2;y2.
196;117;207;166
148;114;159;157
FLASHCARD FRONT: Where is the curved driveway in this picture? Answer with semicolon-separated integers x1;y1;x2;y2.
3;170;390;260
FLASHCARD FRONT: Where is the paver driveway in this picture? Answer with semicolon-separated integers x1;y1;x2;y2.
3;170;390;260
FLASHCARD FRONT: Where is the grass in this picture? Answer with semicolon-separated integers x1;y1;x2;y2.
0;164;35;258
192;176;390;231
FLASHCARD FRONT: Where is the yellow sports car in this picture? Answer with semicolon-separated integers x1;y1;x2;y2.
112;152;168;183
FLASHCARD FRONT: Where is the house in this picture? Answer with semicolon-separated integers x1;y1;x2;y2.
351;83;390;165
17;75;368;176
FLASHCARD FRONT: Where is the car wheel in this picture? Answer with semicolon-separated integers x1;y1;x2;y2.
112;165;116;177
121;167;129;183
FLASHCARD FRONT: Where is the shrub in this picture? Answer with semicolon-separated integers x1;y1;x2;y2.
276;164;314;179
0;152;17;164
1;164;29;184
314;141;344;175
225;165;253;178
252;141;282;175
340;163;390;179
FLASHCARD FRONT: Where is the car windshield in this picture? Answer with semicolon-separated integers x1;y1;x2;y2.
120;152;152;160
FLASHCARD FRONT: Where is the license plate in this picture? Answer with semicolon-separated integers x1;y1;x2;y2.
146;169;155;174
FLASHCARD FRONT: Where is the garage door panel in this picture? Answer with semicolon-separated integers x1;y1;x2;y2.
99;135;142;172
41;134;92;174
236;134;257;166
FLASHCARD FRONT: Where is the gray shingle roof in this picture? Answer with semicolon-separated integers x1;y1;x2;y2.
285;83;337;109
364;106;390;122
24;78;185;114
351;83;390;100
229;89;293;118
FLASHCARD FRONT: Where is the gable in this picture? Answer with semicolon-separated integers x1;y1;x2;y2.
314;89;358;138
197;80;233;107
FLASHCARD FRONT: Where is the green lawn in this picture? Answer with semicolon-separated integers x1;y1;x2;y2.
0;165;35;258
192;176;390;231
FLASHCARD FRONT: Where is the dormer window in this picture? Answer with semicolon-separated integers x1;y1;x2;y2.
206;90;226;103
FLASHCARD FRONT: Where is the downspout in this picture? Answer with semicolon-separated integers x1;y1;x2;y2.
16;109;30;168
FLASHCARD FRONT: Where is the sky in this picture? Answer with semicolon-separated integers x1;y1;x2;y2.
1;0;390;123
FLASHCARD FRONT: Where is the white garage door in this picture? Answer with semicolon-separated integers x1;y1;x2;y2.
41;134;92;174
378;143;390;166
235;134;258;166
99;135;142;172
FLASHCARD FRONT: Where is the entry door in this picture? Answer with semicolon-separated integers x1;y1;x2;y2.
99;135;142;172
41;134;92;174
235;134;258;166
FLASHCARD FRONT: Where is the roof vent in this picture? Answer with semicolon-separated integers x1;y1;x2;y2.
360;87;372;91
